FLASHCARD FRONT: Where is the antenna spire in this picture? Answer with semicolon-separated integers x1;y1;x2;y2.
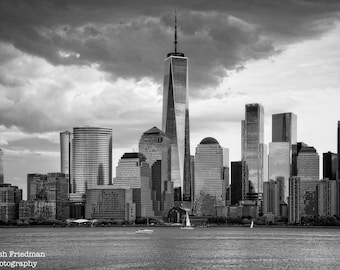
167;10;184;57
174;10;178;53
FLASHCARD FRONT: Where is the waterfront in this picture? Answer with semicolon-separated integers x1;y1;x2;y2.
1;227;340;270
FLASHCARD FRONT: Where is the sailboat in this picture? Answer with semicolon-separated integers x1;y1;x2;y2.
250;220;254;229
181;210;194;230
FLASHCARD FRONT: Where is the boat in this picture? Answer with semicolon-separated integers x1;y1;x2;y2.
181;210;194;230
250;220;254;229
135;228;154;234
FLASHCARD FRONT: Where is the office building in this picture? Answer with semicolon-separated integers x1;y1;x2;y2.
71;127;112;204
85;187;135;222
297;146;320;217
272;113;297;145
231;161;243;205
263;179;282;217
268;142;290;202
194;138;226;216
24;173;69;220
162;16;191;206
60;131;72;193
0;184;22;222
323;152;337;180
0;149;3;184
138;127;173;216
27;173;48;201
113;153;154;219
241;103;265;201
289;176;301;224
46;173;69;220
317;179;337;217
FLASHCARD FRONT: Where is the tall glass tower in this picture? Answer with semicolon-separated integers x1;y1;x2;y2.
162;13;191;206
60;131;72;193
241;103;265;200
71;127;112;203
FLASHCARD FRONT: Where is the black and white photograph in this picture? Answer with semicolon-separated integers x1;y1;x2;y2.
0;0;340;269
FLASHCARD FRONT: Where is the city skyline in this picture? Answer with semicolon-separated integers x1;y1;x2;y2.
0;1;340;198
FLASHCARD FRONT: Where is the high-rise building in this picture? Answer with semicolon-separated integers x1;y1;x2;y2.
60;131;72;192
138;127;173;216
297;146;319;182
0;184;22;223
263;179;282;217
270;112;297;204
0;148;3;184
268;142;290;202
241;103;265;201
317;179;337;217
85;187;135;222
113;153;154;218
272;113;297;145
194;138;225;216
27;173;48;201
71;127;112;203
289;176;301;224
323;152;337;180
231;161;243;206
297;146;320;217
46;173;69;220
162;15;191;206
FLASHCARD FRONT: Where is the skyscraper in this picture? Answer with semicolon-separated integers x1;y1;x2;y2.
323;151;337;180
138;126;173;216
0;148;3;184
270;112;297;203
194;138;225;216
60;131;72;193
162;15;191;206
272;113;297;145
71;127;112;203
297;146;319;217
113;153;154;218
268;142;290;202
60;131;72;175
231;161;243;205
242;103;265;200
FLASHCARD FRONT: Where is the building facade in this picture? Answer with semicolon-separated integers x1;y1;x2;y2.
272;113;297;145
289;176;301;224
113;153;154;219
162;39;191;206
317;179;337;217
194;138;226;216
241;103;265;201
268;142;290;203
323;152;337;180
0;184;22;222
85;187;135;222
60;131;72;193
138;127;173;216
263;179;282;217
71;127;112;203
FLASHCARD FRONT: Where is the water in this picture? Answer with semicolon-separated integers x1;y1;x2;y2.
1;226;340;269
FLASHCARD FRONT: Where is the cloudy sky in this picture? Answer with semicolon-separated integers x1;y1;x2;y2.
1;0;340;198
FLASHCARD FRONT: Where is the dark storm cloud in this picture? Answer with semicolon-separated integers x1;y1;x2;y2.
1;0;339;95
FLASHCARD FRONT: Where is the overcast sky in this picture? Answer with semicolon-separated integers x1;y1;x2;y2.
1;0;340;198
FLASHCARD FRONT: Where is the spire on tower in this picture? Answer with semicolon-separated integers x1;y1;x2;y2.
174;10;178;53
167;10;185;57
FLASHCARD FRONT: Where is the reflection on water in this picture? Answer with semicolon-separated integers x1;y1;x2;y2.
1;227;340;269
